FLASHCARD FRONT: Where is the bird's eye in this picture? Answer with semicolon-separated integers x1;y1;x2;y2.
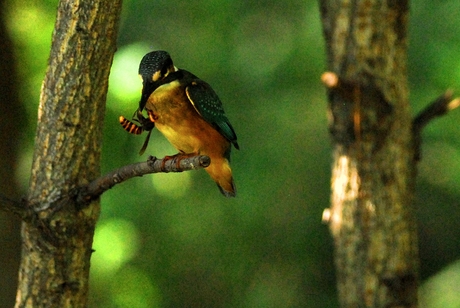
161;66;169;78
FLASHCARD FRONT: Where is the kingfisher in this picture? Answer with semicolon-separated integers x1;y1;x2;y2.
119;50;239;197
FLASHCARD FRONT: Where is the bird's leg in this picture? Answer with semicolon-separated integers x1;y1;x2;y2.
132;109;155;132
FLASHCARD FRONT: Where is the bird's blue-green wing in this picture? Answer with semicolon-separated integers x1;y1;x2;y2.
186;81;239;149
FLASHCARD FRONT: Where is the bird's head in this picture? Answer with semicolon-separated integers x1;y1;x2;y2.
138;50;178;84
137;50;179;112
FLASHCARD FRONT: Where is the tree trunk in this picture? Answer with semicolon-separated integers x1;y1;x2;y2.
0;0;24;305
319;0;419;307
15;0;121;307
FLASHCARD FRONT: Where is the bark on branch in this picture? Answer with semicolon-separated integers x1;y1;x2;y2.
413;91;460;160
0;195;29;220
77;154;210;204
413;91;460;132
0;155;211;222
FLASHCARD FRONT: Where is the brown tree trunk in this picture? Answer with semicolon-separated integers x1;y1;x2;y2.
319;0;419;307
0;0;24;305
15;0;122;307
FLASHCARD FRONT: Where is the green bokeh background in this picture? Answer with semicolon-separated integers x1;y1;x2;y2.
5;0;460;307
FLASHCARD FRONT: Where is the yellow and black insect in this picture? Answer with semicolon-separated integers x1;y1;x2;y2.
119;116;143;135
119;111;155;155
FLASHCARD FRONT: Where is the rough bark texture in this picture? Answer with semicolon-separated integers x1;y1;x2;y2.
15;0;122;307
0;0;24;305
319;0;419;307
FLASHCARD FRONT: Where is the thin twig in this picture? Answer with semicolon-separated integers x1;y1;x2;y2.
413;91;460;160
76;154;211;204
0;195;31;220
413;91;459;132
1;155;211;218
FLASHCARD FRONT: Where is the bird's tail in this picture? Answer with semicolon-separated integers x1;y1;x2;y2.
205;157;236;197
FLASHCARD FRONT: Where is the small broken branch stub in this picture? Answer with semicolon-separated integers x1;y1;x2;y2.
413;91;460;160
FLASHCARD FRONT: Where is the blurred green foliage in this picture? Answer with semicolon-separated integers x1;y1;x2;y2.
5;0;460;307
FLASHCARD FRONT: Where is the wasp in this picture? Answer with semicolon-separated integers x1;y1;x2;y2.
119;110;156;155
119;116;143;135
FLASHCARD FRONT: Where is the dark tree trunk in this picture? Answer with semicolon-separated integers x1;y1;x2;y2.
319;0;419;307
15;0;122;307
0;0;24;305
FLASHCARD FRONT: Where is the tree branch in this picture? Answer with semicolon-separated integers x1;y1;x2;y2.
413;91;460;133
413;91;460;160
77;154;211;204
1;155;211;220
0;195;30;220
